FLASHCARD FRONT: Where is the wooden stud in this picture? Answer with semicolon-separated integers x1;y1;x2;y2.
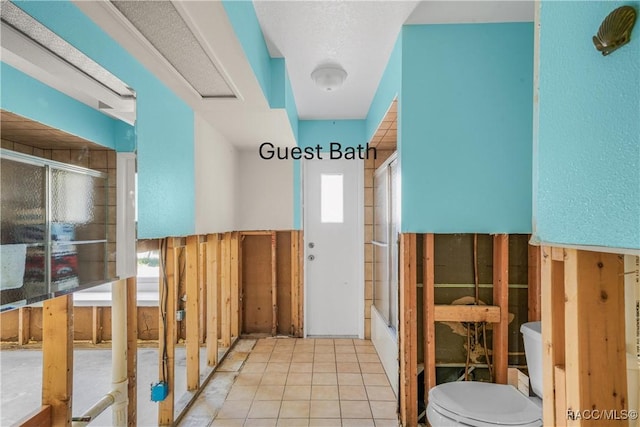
541;246;561;426
423;233;436;398
492;234;509;384
298;231;304;336
528;244;542;322
42;294;73;427
92;306;103;344
185;235;200;391
126;276;138;427
18;307;31;345
158;237;178;426
14;405;51;427
399;233;418;427
563;249;581;427
230;232;240;338
220;233;231;347
206;234;219;366
291;231;300;336
554;365;568;427
199;240;207;345
433;304;500;322
271;231;278;336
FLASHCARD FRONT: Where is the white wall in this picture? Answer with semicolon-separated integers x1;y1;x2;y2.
236;148;293;231
371;304;399;397
194;113;238;234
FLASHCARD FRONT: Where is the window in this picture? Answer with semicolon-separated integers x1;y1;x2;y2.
320;173;343;223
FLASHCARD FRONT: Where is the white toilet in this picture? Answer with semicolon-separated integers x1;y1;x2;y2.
426;321;543;427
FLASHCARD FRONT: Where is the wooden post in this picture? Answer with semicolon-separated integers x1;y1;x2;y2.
291;230;300;336
492;234;509;384
220;233;231;347
206;234;219;366
399;233;417;427
271;231;278;336
126;276;138;427
231;232;240;337
528;244;542;322
423;234;436;398
298;231;304;336
199;239;207;345
185;235;200;391
42;294;73;426
158;237;178;426
92;306;103;344
18;307;31;345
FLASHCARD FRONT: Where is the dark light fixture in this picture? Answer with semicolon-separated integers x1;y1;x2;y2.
593;6;637;56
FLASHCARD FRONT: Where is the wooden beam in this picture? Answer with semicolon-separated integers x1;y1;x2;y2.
199;240;207;345
206;234;219;366
158;237;178;426
18;307;31;345
42;294;73;426
423;233;436;398
399;233;418;427
14;405;51;427
555;365;568;427
92;306;103;344
492;234;509;384
185;235;200;391
230;232;240;338
298;231;304;336
220;233;231;347
528;244;542;321
433;304;500;323
563;249;581;427
271;231;278;336
291;231;300;337
126;276;138;427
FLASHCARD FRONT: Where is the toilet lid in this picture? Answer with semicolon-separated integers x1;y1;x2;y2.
429;382;542;426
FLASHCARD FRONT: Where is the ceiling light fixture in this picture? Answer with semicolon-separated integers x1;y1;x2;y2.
311;65;347;92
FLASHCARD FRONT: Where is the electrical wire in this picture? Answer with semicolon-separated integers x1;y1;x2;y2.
159;238;169;384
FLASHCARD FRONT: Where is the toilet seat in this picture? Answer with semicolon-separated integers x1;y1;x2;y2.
428;382;542;427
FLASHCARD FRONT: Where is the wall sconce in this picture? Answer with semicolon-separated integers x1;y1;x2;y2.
593;6;637;56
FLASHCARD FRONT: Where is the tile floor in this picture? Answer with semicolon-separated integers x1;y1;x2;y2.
180;338;399;427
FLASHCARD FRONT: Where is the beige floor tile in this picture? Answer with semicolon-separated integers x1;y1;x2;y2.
277;418;310;426
248;353;272;363
339;385;368;400
333;339;353;346
335;346;356;354
374;418;399;426
273;347;295;355
280;401;311;418
340;401;372;419
356;354;380;364
314;347;336;355
253;346;275;354
345;420;375;426
244;419;278;427
370;402;397;419
336;362;360;373
254;385;285;401
217;400;251;419
353;340;373;347
359;363;384;374
270;353;294;363
248;400;282;418
294;346;315;354
315;339;334;346
227;385;258;401
310;400;341;418
312;373;337;385
292;353;315;363
266;362;291;373
337;373;364;386
313;362;337;373
335;353;358;363
311;385;339;400
314;353;336;363
262;372;288;386
290;363;313;373
362;374;388;386
309;419;341;426
236;373;264;386
212;419;244;426
365;386;395;401
287;372;313;386
355;346;376;354
244;362;268;373
283;385;312;400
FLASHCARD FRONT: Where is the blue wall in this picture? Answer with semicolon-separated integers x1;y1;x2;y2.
299;120;366;149
14;1;195;239
401;23;534;233
535;1;640;250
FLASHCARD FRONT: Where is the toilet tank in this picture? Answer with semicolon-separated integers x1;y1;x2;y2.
521;321;543;398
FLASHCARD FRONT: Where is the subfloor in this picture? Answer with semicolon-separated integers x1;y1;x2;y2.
179;338;399;427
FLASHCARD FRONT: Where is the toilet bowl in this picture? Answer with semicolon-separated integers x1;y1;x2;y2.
426;321;543;427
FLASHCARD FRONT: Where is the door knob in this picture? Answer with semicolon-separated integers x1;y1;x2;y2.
308;255;315;261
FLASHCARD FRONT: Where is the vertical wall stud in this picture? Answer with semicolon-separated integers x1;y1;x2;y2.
92;306;103;344
158;238;178;426
198;238;207;345
423;234;436;397
493;234;509;384
185;235;200;391
220;233;231;347
18;307;31;346
206;234;219;366
230;232;240;339
399;233;418;427
528;243;542;322
291;231;300;336
271;231;278;336
126;276;138;427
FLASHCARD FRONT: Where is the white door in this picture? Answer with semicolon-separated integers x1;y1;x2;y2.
304;158;363;338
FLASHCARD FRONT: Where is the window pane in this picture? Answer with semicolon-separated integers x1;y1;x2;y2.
320;174;343;223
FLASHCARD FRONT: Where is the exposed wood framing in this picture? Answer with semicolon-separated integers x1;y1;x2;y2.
206;234;219;366
92;306;103;344
18;307;31;345
220;233;231;347
126;276;138;427
528;244;542;321
14;405;51;427
230;232;240;339
423;233;436;399
492;234;509;384
433;304;500;322
298;232;304;337
271;231;278;336
185;235;200;391
399;233;418;427
158;237;178;426
291;230;300;337
198;238;207;345
42;294;73;426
